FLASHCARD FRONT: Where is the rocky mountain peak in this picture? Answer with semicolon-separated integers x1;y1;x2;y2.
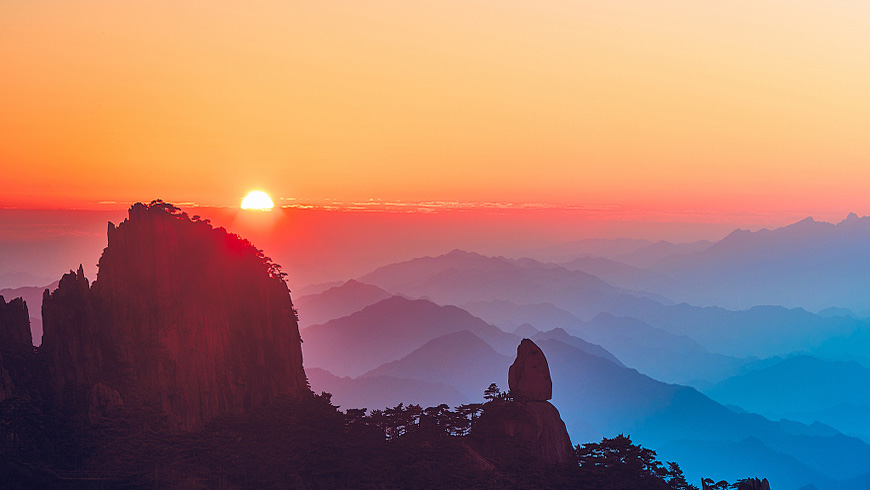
40;200;308;429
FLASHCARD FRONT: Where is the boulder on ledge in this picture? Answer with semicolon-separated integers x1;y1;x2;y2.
508;338;552;401
476;339;573;465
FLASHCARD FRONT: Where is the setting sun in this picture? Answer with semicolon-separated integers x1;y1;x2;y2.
241;191;274;211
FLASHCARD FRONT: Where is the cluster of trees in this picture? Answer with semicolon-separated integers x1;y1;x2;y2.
575;434;695;490
701;477;770;490
337;383;516;442
483;382;513;401
345;402;484;440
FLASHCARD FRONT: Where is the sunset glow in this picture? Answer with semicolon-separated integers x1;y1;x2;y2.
241;191;274;211
3;4;870;485
1;1;869;217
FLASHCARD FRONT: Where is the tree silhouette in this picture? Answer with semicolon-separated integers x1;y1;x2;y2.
577;434;697;489
701;478;730;490
666;462;692;490
483;383;501;401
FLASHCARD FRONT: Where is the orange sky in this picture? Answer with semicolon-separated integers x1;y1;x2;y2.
2;1;869;218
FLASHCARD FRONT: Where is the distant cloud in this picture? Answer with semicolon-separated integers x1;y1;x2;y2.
277;199;621;214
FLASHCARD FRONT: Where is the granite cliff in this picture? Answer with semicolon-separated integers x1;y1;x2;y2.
0;295;34;400
0;296;32;354
40;201;308;429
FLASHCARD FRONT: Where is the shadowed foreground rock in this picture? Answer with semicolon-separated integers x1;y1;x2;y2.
477;338;573;465
40;201;309;429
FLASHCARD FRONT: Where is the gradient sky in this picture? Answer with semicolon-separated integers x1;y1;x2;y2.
2;1;869;218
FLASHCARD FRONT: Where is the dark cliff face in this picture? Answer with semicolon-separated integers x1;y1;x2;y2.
41;201;308;429
0;296;32;354
0;295;33;400
41;266;104;413
476;399;574;466
0;295;46;402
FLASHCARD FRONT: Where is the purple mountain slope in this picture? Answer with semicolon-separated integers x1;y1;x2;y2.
359;249;662;321
363;330;511;400
530;327;623;367
649;214;870;311
306;367;468;411
613;239;713;269
294;279;392;328
462;298;746;384
301;296;520;377
557;256;672;293
527;237;653;263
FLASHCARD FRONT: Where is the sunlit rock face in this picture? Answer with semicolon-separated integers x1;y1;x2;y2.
42;201;308;429
478;339;573;465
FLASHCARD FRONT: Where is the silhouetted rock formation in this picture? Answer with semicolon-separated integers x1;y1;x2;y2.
0;296;32;356
40;201;308;429
41;266;103;412
508;338;552;401
0;295;37;401
477;339;573;465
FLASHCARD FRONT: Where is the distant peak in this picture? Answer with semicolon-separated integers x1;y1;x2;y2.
327;279;369;292
775;215;828;232
332;279;388;295
840;212;862;225
721;228;751;240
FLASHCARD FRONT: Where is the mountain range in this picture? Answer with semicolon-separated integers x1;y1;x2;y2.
301;296;520;377
616;214;870;312
7;212;870;489
705;355;870;442
299;273;870;489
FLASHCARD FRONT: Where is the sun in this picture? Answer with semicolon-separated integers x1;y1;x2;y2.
241;191;274;211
